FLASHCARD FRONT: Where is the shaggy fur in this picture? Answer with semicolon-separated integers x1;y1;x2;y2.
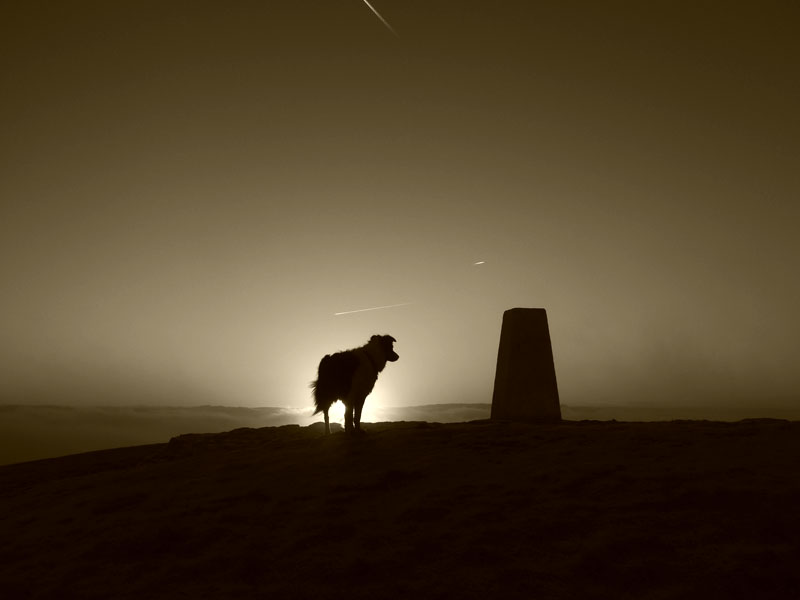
311;335;399;434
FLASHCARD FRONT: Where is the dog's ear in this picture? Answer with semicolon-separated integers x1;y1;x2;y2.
386;335;396;343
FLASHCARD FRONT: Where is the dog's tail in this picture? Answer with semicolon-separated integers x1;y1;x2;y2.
309;375;328;416
310;352;359;415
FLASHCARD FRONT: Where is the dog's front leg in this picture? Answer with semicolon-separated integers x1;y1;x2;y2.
354;401;363;431
323;409;330;435
343;403;354;432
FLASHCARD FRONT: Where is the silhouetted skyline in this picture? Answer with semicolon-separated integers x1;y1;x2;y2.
2;1;798;414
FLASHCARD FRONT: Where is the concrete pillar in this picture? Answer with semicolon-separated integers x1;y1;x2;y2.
491;308;561;421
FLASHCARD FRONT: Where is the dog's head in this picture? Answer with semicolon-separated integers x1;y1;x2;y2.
371;334;399;362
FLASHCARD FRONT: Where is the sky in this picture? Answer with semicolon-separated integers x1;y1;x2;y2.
2;1;799;416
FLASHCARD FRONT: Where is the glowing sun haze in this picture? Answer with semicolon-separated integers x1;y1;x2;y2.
1;1;798;416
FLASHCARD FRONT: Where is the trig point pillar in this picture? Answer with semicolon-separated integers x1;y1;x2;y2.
491;308;561;421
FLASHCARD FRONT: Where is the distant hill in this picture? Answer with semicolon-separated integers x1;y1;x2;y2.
1;420;799;599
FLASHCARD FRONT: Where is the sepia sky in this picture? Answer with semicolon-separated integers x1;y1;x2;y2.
2;1;798;413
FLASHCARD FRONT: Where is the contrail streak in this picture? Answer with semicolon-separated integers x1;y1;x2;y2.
360;0;399;37
334;302;412;316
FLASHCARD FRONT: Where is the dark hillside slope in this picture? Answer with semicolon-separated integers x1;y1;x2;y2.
1;420;799;599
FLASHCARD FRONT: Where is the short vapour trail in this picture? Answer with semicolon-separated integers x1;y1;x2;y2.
334;302;413;316
360;0;399;37
333;261;485;315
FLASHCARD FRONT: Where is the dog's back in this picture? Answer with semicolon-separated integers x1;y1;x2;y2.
311;351;360;415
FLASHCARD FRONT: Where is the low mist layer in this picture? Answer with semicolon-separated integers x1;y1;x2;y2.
4;402;800;466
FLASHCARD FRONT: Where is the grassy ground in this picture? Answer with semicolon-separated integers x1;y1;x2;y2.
1;419;799;599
